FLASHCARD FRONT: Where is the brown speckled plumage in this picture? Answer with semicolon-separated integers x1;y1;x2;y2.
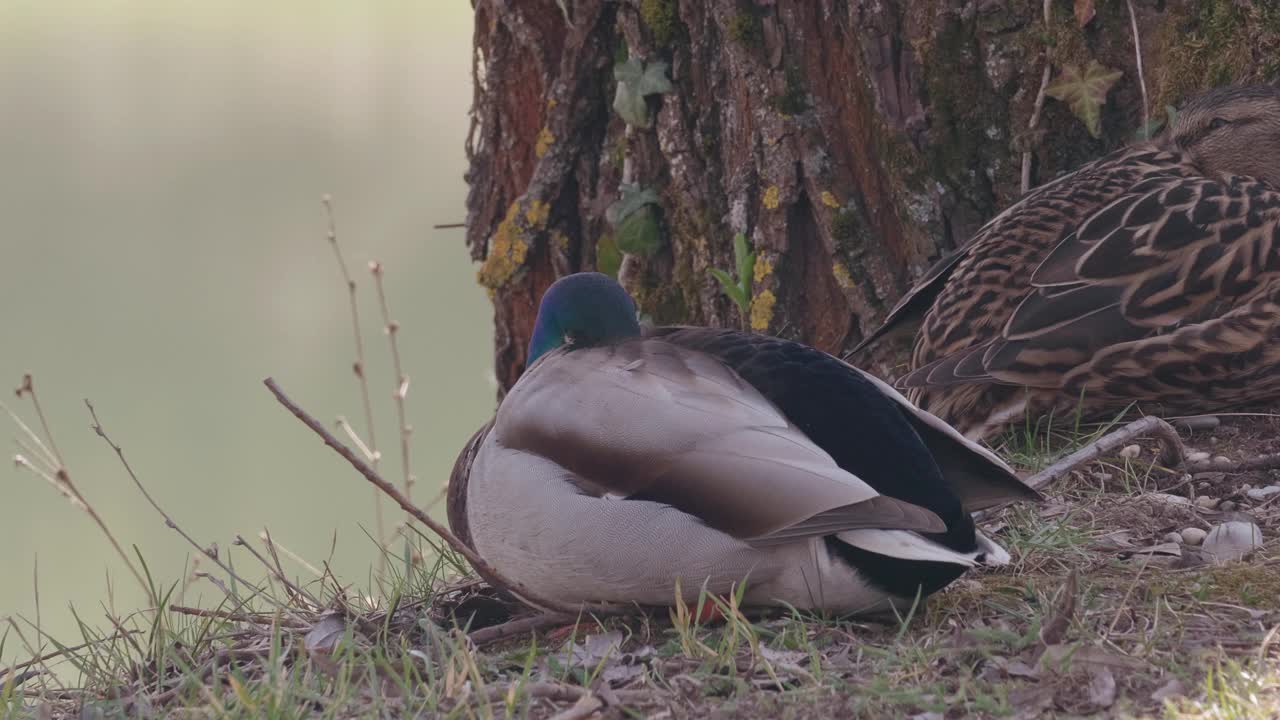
880;84;1280;440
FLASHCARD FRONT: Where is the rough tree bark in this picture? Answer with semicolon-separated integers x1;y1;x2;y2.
464;0;1280;394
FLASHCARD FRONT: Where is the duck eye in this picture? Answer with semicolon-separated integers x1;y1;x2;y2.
1209;117;1230;130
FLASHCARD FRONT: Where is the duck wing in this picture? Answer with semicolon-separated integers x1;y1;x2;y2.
651;327;1038;519
494;337;946;545
901;173;1280;391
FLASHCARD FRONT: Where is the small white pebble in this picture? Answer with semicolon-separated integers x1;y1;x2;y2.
1242;483;1254;491
1245;485;1280;501
1219;501;1237;512
1187;450;1210;463
1210;436;1220;444
1212;455;1232;466
1197;481;1211;490
1195;496;1219;509
1181;527;1207;545
1120;444;1140;459
1163;531;1184;544
1093;471;1113;483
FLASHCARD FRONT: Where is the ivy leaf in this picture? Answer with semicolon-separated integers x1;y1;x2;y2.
605;183;659;226
596;234;622;278
615;206;663;256
606;183;663;257
1046;61;1123;138
612;58;674;128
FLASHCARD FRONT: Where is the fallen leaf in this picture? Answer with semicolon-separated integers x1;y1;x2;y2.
1075;0;1096;27
1087;666;1116;708
304;613;346;654
1046;61;1124;138
1202;519;1263;562
1040;644;1149;672
1092;529;1134;550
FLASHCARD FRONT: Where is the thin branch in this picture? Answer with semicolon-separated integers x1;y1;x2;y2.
257;530;324;578
263;376;624;617
167;605;309;629
1126;0;1149;135
1021;0;1054;194
15;374;62;466
5;391;150;602
322;195;387;561
433;222;466;229
467;612;577;646
1024;416;1185;492
370;261;414;502
232;535;320;610
85;400;288;612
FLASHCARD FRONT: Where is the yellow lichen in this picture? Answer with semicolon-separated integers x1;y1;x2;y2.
553;230;569;251
525;199;551;228
750;289;776;331
477;201;533;289
753;257;773;285
820;191;841;209
832;262;853;289
762;185;781;210
546;98;558;110
535;127;554;159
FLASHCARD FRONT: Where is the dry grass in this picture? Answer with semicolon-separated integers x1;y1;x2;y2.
4;213;1280;718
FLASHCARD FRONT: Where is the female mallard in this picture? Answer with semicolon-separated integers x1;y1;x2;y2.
866;84;1280;441
449;272;1038;615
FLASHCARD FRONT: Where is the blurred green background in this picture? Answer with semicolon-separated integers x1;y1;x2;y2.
0;0;491;663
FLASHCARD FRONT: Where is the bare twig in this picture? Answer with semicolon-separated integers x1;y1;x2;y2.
433;222;466;229
15;374;62;466
370;261;414;502
3;625;144;678
467;612;577;646
85;400;288;612
1021;0;1054;194
258;530;324;578
1125;0;1149;134
232;535;320;610
322;195;387;561
167;605;309;629
1023;416;1185;492
4;389;150;602
263;376;623;617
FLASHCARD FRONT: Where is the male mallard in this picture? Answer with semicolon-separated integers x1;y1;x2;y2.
449;272;1039;615
863;84;1280;441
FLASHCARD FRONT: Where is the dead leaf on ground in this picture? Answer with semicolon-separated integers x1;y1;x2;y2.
304;613;347;654
1040;644;1149;673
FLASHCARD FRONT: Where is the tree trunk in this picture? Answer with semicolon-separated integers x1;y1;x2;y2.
465;0;1280;394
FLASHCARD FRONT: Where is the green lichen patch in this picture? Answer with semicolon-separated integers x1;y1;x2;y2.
640;0;681;49
727;9;764;51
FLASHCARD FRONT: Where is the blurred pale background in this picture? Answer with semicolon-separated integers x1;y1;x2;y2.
0;1;491;664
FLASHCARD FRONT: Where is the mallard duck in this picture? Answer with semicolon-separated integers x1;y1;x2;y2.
449;272;1039;615
864;84;1280;441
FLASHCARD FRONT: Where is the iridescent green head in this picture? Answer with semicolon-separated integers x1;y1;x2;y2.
527;272;641;365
